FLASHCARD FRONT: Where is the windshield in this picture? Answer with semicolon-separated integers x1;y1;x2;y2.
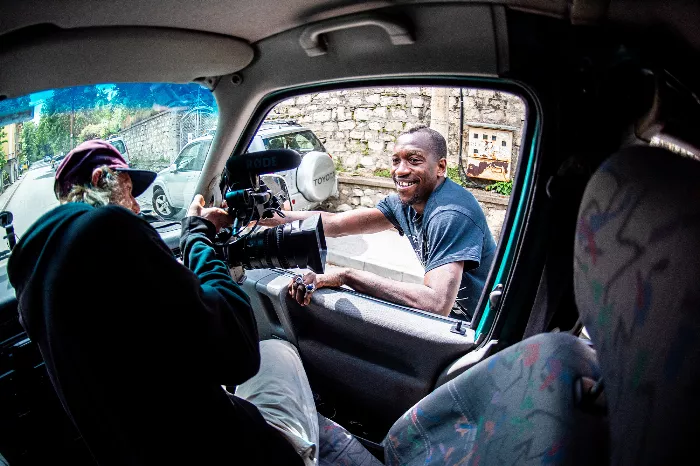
0;82;219;255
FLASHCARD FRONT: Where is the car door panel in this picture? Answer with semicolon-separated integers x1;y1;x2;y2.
241;269;475;428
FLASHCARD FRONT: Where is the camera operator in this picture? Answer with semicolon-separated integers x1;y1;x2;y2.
8;140;318;466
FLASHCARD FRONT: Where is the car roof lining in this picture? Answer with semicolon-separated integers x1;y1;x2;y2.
1;0;699;98
0;26;254;99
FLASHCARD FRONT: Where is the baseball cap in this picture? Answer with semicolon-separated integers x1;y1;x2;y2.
54;140;157;199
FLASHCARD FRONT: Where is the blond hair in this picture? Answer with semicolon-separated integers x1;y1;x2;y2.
59;166;121;208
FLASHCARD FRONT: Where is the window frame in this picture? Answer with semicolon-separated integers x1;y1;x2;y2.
230;77;542;345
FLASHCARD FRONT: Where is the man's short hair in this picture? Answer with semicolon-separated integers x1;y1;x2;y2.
401;125;447;160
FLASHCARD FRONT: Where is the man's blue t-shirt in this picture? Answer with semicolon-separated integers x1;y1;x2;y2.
376;177;496;320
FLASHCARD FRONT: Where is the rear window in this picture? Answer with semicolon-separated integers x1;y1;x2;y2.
110;140;126;154
263;130;325;153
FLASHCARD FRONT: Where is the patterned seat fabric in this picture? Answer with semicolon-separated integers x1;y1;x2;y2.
384;332;606;465
573;146;700;465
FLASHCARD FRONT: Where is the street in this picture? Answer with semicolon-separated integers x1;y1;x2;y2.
0;164;59;254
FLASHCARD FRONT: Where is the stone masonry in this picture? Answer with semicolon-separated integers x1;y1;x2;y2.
118;110;181;172
267;87;526;177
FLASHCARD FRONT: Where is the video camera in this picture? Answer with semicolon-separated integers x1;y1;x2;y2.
215;149;327;274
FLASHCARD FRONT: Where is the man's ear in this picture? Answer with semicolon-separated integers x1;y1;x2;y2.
91;167;104;187
437;158;447;177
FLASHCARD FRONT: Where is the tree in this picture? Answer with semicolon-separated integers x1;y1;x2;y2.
21;122;43;163
0;126;7;169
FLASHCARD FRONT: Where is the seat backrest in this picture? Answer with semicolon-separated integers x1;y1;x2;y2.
573;146;700;465
384;332;607;465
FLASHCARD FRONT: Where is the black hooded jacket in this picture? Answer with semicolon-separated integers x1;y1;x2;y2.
8;203;302;465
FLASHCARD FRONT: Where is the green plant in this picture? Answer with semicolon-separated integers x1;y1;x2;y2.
373;168;391;178
485;180;513;196
446;166;465;187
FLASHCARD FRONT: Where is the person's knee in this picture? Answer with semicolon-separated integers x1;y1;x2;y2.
259;339;303;364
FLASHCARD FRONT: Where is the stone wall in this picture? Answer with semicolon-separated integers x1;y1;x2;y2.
118;110;181;172
267;87;526;178
322;176;510;241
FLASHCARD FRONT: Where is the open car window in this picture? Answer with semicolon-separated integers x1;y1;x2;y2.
258;85;526;323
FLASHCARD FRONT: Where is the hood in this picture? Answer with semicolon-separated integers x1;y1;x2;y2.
8;203;93;299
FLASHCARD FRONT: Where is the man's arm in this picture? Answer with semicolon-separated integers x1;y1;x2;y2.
260;207;393;237
294;262;464;317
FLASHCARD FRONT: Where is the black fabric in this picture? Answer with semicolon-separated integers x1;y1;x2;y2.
376;178;496;319
523;160;589;338
7;203;302;466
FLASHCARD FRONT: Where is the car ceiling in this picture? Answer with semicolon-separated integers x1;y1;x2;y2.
1;0;699;40
1;0;700;96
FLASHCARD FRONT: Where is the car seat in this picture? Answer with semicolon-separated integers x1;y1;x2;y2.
383;330;605;465
572;145;700;465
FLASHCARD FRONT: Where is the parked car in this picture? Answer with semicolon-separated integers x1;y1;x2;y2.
105;136;130;166
42;155;52;163
151;122;338;219
50;154;65;170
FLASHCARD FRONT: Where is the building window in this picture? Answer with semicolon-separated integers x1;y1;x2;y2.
473;133;479;139
474;148;479;154
502;140;507;147
492;135;497;141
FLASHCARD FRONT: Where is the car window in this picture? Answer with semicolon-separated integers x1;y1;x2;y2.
193;140;212;171
263;130;324;153
0;82;219;255
262;86;527;321
110;140;126;154
175;143;201;171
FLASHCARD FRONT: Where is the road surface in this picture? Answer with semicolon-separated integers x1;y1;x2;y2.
0;164;59;254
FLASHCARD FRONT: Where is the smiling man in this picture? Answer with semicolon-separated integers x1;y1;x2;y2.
267;125;496;320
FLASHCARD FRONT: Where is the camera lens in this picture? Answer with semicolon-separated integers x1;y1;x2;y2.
223;214;326;273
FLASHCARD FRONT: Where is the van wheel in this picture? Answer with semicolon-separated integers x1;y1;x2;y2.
153;188;180;219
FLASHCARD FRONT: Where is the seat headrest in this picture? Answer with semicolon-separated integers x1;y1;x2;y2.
574;145;700;464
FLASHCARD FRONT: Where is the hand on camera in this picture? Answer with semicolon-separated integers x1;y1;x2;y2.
257;211;286;227
187;195;232;232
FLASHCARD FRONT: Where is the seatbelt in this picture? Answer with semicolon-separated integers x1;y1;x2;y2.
523;157;589;338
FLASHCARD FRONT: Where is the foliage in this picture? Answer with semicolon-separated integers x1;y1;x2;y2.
16;82;215;164
373;168;391;178
0;126;7;168
485;179;513;196
446;166;466;187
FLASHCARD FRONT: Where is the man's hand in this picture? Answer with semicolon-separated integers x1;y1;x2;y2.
257;211;286;228
288;269;346;306
187;194;232;232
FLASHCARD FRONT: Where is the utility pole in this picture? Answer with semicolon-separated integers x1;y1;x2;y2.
429;87;450;158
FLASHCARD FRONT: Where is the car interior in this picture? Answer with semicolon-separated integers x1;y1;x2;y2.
2;0;700;464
